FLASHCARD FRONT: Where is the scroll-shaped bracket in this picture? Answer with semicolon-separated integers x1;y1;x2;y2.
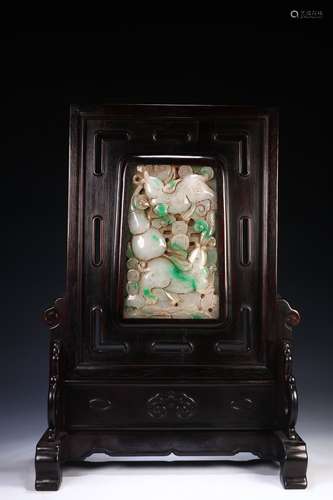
277;298;301;338
43;297;66;331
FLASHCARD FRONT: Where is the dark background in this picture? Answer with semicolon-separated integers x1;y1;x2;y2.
0;22;331;437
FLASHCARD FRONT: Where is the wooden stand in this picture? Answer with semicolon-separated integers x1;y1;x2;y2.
35;105;307;489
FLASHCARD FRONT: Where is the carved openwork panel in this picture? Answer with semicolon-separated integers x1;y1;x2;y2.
124;163;221;320
147;391;198;419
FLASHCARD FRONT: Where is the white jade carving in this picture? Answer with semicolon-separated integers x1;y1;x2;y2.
124;165;220;319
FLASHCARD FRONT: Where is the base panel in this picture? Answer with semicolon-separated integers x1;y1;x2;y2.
35;428;308;490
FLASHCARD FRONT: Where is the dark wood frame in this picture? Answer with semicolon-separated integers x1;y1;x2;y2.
35;105;307;490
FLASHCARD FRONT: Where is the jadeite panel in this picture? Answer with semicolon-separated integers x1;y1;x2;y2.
124;164;220;319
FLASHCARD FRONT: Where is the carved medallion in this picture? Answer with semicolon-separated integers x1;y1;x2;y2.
230;397;254;412
147;391;198;419
88;398;112;412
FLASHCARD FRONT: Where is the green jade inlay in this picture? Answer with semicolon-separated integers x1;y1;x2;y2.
152;177;162;188
143;288;157;301
169;263;196;291
153;203;173;225
126;243;134;258
170;241;188;257
166;179;177;190
200;167;211;177
153;203;168;217
151;233;161;242
193;219;213;239
201;266;209;278
191;313;204;319
127;281;139;294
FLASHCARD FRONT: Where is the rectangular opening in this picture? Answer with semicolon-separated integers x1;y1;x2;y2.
240;217;251;266
92;216;103;266
91;306;102;343
241;305;253;348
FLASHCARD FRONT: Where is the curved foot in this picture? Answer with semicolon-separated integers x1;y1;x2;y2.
275;431;308;489
282;475;307;489
35;431;63;491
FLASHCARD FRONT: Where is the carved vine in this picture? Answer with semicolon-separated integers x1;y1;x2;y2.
282;341;298;439
147;391;197;419
43;298;64;441
278;299;301;440
47;339;61;441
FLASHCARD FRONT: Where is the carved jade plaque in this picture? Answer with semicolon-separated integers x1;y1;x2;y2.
124;164;220;319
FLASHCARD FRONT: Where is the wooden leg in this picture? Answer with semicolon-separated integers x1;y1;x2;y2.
274;430;308;489
35;430;63;491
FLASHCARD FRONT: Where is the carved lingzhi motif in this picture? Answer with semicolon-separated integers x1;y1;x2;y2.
147;391;197;419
